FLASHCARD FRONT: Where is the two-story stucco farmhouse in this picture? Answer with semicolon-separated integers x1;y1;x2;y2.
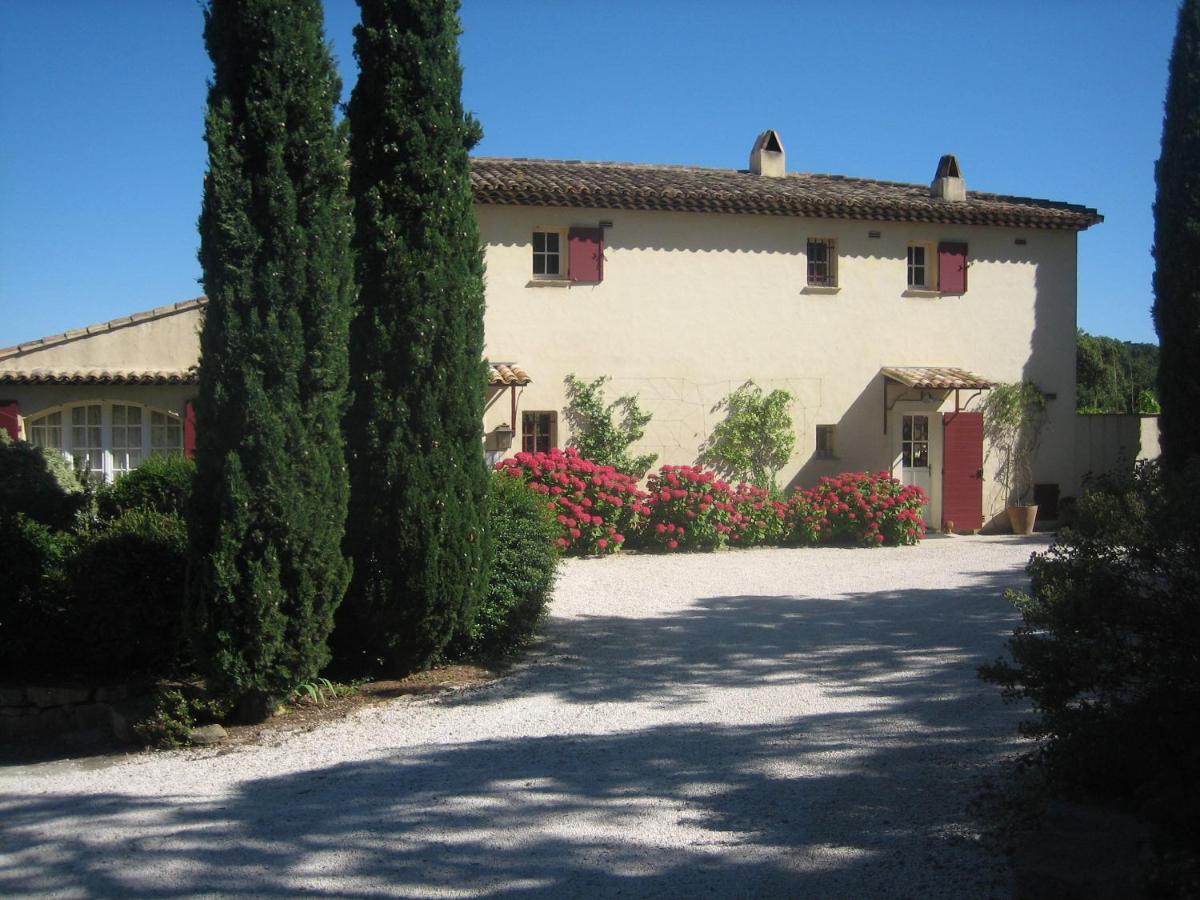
0;131;1101;532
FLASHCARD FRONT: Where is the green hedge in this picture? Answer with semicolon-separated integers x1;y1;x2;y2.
99;454;194;519
451;471;560;658
65;508;189;677
0;512;74;676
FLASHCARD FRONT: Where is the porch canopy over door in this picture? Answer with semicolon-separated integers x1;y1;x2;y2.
880;366;992;434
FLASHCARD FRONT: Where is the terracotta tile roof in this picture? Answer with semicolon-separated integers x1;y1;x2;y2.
470;158;1102;231
489;363;530;386
0;297;208;361
881;366;993;390
0;368;197;385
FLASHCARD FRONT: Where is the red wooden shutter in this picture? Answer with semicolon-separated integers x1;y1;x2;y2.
938;242;968;293
568;227;603;283
0;402;19;441
184;400;196;459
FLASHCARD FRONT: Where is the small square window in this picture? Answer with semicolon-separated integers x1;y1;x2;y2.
532;230;562;277
807;238;837;287
815;424;837;459
522;411;557;454
907;244;929;288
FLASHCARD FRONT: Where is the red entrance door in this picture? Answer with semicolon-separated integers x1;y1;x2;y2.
942;411;983;533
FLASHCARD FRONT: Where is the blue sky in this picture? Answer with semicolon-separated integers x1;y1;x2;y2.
0;1;1179;347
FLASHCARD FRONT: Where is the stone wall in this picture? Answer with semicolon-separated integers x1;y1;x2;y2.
0;683;146;747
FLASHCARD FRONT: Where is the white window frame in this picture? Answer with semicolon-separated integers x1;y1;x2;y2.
531;228;566;279
26;401;185;482
906;242;937;290
806;238;837;288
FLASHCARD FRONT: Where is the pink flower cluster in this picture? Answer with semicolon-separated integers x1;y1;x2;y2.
796;471;927;546
727;483;789;547
643;464;735;551
497;448;650;555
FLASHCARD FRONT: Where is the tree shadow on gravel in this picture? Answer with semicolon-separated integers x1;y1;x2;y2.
1;712;1016;897
454;564;1030;715
0;560;1032;897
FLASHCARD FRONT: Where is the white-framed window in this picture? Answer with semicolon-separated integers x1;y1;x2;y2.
532;229;564;278
807;238;837;287
27;402;184;482
29;410;63;450
907;243;934;289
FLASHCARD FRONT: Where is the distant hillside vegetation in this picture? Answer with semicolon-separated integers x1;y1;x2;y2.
1076;330;1160;414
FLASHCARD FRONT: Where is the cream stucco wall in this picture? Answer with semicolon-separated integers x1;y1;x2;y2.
1;305;203;377
479;204;1080;529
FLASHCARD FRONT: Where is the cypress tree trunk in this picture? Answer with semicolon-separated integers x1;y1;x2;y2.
339;0;490;674
189;0;355;720
1153;0;1200;470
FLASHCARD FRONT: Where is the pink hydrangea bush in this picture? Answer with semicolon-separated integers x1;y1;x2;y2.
497;448;650;555
801;471;927;546
783;490;824;546
728;484;789;547
643;464;734;551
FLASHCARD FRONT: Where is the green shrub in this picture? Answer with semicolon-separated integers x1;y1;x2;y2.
564;374;657;477
0;512;74;676
133;688;195;749
0;432;84;530
99;454;194;519
699;380;795;490
67;508;188;678
979;459;1200;827
452;471;560;657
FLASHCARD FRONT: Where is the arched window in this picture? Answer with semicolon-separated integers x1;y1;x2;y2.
26;403;184;481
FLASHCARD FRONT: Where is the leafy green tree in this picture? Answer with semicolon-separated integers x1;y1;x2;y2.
1153;0;1200;468
1076;330;1160;414
188;0;354;721
563;374;656;476
339;0;490;675
700;381;795;490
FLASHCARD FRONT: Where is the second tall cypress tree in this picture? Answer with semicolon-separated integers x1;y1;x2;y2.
340;0;490;673
189;0;355;719
1153;0;1200;470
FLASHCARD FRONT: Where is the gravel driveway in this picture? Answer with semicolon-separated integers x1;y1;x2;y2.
1;534;1045;898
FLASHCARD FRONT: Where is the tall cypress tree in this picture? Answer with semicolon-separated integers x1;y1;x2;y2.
189;0;355;719
1153;0;1200;469
339;0;490;674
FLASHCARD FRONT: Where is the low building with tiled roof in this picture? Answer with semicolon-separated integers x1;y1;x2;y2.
1;131;1117;530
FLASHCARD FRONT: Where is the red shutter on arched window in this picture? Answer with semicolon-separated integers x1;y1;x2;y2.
184;401;196;459
0;402;19;441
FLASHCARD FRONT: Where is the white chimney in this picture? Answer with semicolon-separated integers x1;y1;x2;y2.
931;154;966;201
749;129;786;177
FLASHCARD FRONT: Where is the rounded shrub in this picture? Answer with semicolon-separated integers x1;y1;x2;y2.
65;508;188;678
99;454;195;519
455;471;561;657
728;483;789;547
801;471;926;546
643;464;734;551
0;433;84;530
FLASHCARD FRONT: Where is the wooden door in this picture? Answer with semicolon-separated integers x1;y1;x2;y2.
942;411;983;532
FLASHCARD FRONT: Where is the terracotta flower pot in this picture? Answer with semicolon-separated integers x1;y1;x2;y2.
1006;504;1038;535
